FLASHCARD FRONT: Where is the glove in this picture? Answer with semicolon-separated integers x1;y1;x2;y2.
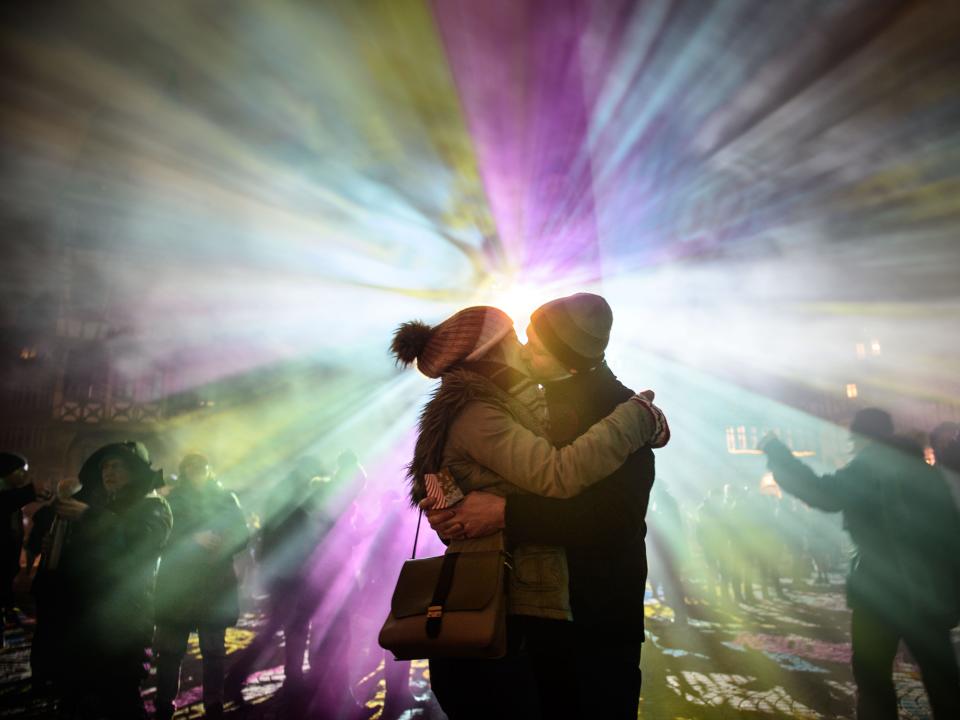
630;393;670;448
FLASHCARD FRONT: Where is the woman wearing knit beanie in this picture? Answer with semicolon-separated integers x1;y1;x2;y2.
389;305;669;720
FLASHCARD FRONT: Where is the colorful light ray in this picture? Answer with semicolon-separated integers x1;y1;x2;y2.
2;1;960;717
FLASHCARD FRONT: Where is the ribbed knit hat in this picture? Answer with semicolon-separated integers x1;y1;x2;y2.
391;306;515;379
530;293;612;372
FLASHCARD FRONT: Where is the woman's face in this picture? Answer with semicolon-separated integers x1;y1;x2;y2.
101;457;132;494
496;331;528;373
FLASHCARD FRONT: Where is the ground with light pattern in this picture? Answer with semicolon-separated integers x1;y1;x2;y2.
1;576;953;719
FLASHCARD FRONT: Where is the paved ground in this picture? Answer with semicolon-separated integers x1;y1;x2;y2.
1;575;955;719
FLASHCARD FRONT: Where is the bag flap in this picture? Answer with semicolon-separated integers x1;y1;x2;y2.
391;551;502;619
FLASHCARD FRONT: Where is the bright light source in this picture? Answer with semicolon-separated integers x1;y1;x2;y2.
476;275;568;341
845;383;859;399
870;339;881;355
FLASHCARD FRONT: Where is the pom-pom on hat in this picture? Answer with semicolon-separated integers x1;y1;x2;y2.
530;293;613;372
391;306;515;378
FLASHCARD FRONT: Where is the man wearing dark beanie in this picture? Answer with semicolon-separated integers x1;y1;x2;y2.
425;293;666;718
528;293;613;375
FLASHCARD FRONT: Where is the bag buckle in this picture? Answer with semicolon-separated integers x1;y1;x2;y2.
427;604;443;619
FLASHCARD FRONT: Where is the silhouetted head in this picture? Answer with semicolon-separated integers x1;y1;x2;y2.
79;441;163;499
930;422;959;456
178;453;212;487
0;452;28;488
849;408;894;455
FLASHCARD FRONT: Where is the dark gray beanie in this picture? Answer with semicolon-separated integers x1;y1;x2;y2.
530;293;613;372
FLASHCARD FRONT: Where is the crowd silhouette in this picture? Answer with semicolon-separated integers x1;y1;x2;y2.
0;411;958;719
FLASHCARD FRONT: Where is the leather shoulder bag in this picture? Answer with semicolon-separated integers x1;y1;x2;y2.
378;509;508;660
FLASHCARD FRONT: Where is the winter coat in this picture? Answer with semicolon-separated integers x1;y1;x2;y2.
1;484;36;591
259;500;315;593
155;479;248;628
503;363;656;631
32;483;172;663
31;446;172;682
408;366;657;620
764;437;960;627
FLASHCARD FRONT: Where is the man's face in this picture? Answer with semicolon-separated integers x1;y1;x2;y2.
522;324;572;382
182;457;210;486
101;457;132;494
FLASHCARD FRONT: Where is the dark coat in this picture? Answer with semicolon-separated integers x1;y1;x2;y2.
764;436;960;626
154;479;248;628
1;484;36;589
504;362;655;630
260;502;315;594
31;447;172;680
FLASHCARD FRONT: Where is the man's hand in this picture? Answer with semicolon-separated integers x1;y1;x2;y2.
420;491;506;541
55;498;89;520
33;478;53;503
193;530;223;552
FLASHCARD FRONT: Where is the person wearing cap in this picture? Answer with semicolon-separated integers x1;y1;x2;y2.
423;293;665;719
153;453;248;720
30;441;172;719
0;453;49;645
390;305;669;720
760;410;960;719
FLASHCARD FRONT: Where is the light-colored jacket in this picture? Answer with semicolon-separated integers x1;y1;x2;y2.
408;368;661;620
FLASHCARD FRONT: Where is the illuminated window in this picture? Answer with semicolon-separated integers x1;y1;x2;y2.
725;426;816;456
19;347;38;360
845;383;858;399
870;339;881;355
855;343;866;359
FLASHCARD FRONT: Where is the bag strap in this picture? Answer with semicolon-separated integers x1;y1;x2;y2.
425;551;460;638
411;509;423;560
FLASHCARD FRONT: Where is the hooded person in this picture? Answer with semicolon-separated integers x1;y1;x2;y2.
422;293;668;719
389;305;669;720
761;410;960;720
31;441;172;720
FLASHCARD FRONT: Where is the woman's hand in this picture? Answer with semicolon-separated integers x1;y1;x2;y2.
55;498;89;520
421;492;506;540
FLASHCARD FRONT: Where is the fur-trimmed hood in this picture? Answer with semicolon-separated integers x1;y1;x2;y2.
406;368;546;505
